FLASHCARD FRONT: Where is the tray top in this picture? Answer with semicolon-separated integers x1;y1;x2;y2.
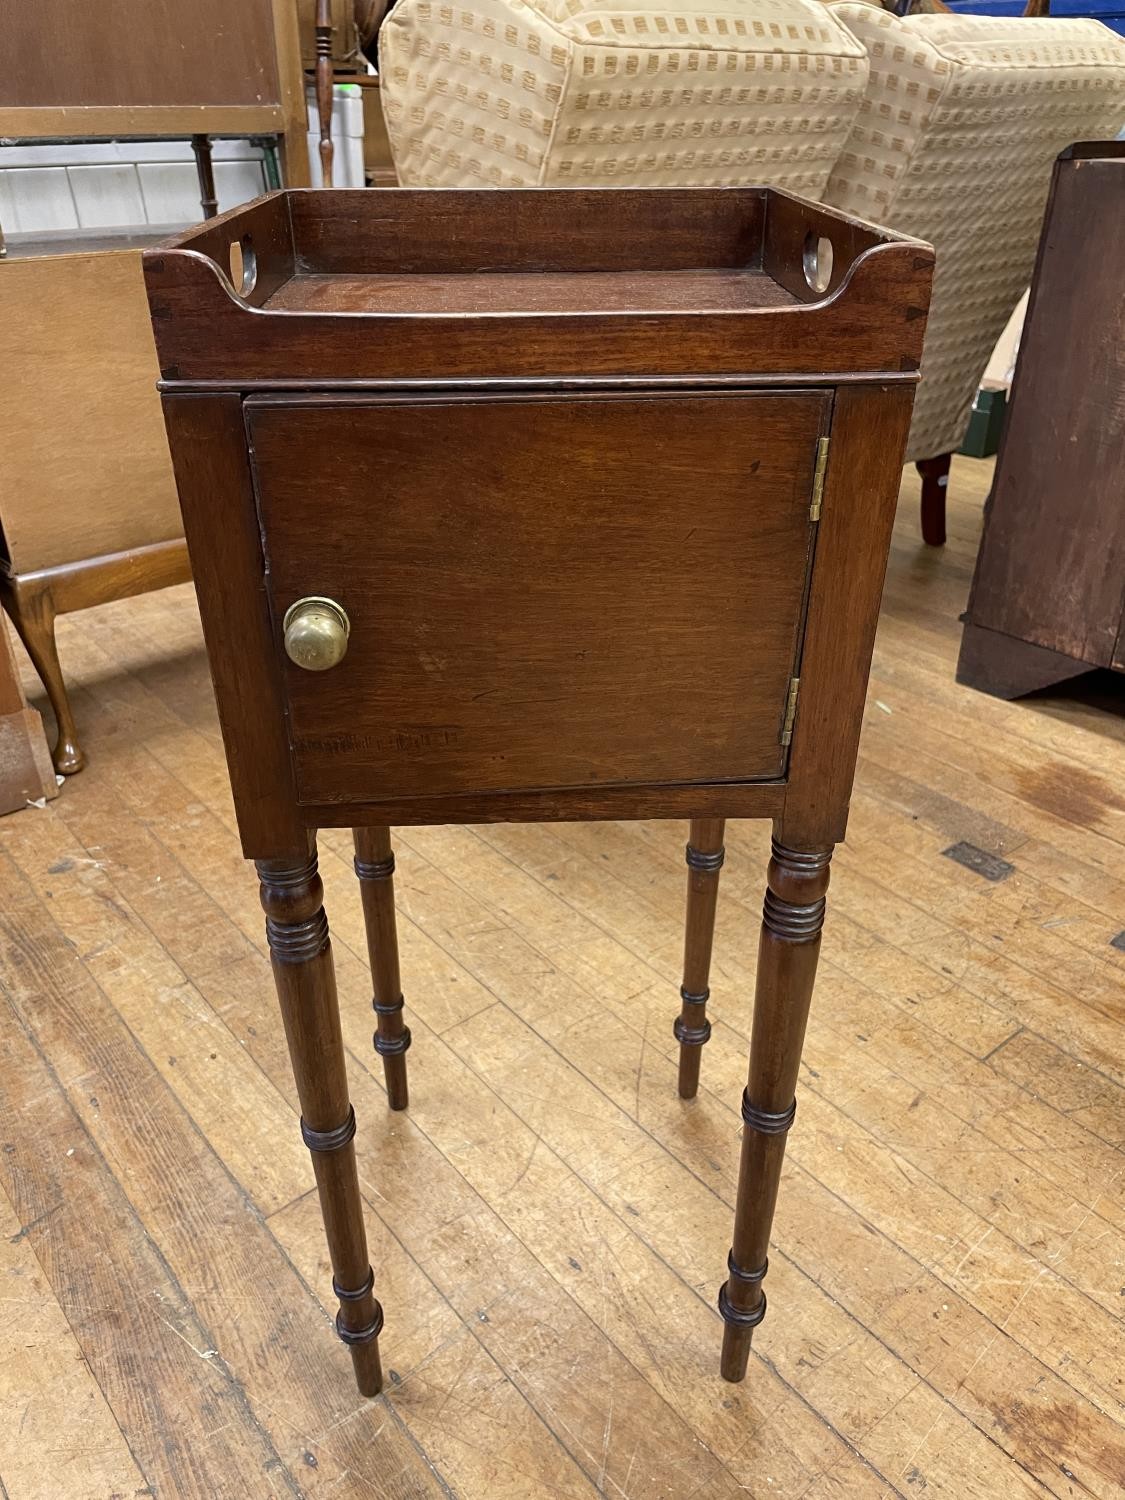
144;188;933;387
263;268;800;316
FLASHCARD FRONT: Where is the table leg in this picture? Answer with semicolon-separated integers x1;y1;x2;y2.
191;134;218;219
256;844;384;1396
916;453;950;547
675;817;725;1099
1;579;84;774
353;827;411;1111
718;837;832;1382
315;0;335;188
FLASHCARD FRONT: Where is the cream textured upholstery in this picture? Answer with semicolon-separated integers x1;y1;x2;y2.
379;0;869;196
380;0;1125;466
823;7;1125;462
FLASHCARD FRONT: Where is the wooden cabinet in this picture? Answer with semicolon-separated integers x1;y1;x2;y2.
0;0;308;182
145;186;932;1396
958;143;1125;698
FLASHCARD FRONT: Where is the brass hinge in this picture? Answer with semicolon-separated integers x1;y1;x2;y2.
780;676;801;747
810;436;830;522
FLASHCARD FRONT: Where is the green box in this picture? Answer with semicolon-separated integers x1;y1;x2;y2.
959;382;1007;459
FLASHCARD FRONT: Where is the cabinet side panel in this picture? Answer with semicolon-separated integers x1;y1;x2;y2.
161;393;304;857
781;382;914;847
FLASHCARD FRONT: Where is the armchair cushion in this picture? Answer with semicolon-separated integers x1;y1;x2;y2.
824;7;1125;463
380;0;868;196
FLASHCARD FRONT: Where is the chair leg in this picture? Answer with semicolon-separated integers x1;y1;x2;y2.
675;818;725;1099
916;453;951;547
718;838;832;1382
257;845;384;1396
190;133;218;218
1;582;83;774
353;827;411;1111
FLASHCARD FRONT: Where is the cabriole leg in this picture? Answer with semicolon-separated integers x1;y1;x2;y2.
675;817;725;1099
718;838;832;1382
257;845;384;1396
2;584;83;774
353;827;411;1111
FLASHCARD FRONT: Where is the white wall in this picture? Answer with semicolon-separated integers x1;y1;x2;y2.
0;86;366;235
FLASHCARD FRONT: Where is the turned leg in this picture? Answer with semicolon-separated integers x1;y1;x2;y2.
190;134;218;219
719;838;832;1382
314;0;335;187
915;453;951;547
257;846;384;1396
1;585;83;774
353;827;411;1111
675;818;725;1099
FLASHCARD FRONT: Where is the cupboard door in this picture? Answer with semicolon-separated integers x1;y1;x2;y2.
248;391;828;805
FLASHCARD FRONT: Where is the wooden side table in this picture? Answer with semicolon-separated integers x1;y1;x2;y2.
144;188;932;1394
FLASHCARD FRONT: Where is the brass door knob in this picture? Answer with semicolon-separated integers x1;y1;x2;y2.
283;596;350;671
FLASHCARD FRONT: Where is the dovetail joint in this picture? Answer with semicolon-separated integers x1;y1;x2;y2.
780;677;800;747
810;436;830;521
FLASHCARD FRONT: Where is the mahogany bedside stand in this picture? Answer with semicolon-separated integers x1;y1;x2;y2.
143;188;932;1396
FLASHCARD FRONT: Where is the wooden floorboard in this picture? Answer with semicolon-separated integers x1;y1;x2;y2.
1;455;1123;1498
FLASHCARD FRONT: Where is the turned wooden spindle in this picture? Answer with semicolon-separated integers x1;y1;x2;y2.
257;846;383;1395
190;134;218;219
314;0;335;188
719;838;832;1382
675;817;725;1099
353;826;411;1111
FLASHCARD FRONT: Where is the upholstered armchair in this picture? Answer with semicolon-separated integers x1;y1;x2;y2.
379;0;871;196
822;6;1125;542
379;0;1125;544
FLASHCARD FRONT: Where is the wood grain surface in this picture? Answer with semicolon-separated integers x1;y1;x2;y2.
1;0;282;109
263;268;801;315
144;189;932;386
2;456;1123;1496
249;392;827;805
960;144;1125;690
0;250;181;574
